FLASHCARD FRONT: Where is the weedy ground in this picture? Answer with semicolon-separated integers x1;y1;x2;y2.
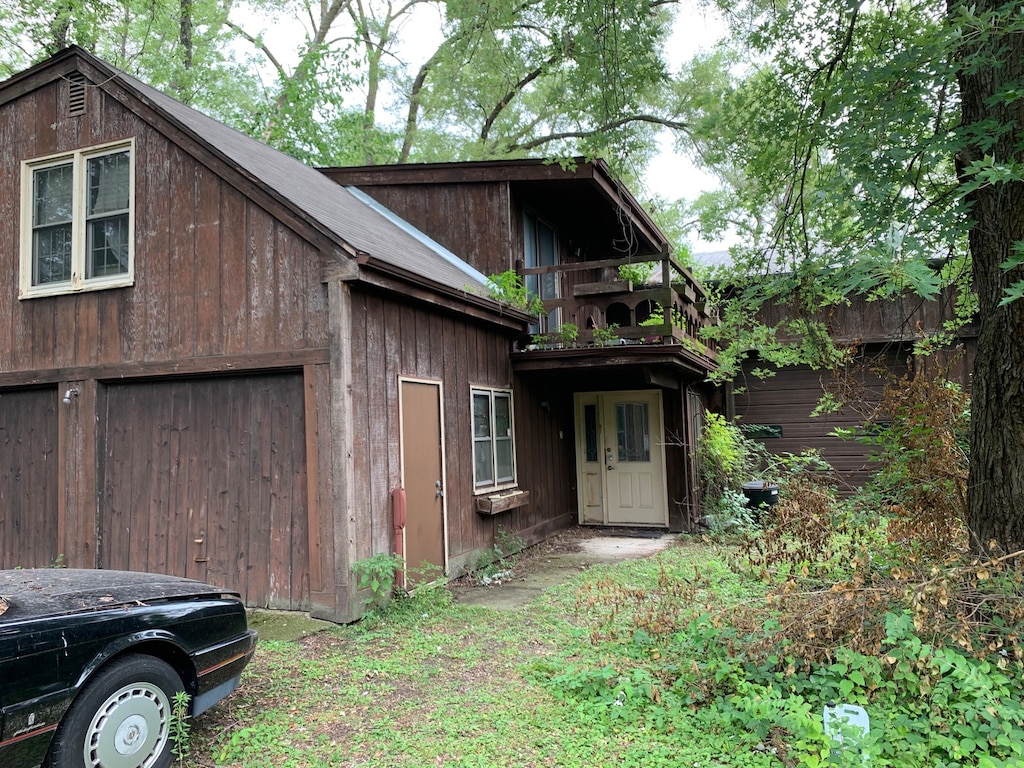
189;539;776;767
188;529;1024;768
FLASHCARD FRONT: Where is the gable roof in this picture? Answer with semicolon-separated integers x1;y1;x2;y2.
0;47;502;312
321;158;671;258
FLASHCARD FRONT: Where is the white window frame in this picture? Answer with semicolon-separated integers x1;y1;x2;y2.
19;138;136;299
471;386;517;493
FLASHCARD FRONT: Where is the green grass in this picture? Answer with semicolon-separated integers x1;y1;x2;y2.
190;541;769;767
188;538;1024;767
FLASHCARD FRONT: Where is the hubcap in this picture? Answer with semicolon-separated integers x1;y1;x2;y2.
84;683;169;768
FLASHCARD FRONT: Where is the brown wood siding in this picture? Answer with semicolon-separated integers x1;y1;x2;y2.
758;289;978;347
0;78;329;377
733;345;913;493
346;183;513;277
349;287;573;566
0;387;60;569
98;374;309;609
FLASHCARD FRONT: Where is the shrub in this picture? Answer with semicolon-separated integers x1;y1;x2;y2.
851;368;970;559
698;412;753;500
352;552;405;609
487;270;544;316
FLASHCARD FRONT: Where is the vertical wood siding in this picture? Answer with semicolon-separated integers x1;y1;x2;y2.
0;387;59;569
344;184;513;277
99;374;309;609
0;78;329;373
349;288;574;566
1;75;331;611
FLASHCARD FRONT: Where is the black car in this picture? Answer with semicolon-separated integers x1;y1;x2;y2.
0;569;258;768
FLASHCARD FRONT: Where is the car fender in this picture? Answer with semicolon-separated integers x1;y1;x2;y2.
70;628;193;694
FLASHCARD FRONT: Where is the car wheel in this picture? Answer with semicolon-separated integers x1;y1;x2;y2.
46;654;183;768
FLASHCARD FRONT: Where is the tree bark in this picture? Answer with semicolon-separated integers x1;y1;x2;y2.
953;0;1024;552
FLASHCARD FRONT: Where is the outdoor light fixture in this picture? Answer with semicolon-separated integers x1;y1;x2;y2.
63;388;81;405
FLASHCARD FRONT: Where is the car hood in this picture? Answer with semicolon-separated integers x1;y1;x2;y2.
0;569;236;622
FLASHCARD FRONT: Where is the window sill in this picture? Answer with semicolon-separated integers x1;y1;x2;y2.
474;489;530;516
19;276;134;300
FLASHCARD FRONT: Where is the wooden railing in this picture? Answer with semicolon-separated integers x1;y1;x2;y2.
517;250;715;358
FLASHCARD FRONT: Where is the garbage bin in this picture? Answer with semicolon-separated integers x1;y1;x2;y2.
742;481;779;520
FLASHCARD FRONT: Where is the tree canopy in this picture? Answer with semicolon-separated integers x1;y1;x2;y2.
0;0;699;180
688;0;1024;551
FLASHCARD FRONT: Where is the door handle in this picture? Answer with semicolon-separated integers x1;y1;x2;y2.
436;479;444;498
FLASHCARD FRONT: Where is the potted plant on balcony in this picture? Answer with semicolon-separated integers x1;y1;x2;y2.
592;324;620;347
556;322;579;348
639;303;683;343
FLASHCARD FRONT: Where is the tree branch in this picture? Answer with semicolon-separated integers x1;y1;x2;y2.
503;114;691;152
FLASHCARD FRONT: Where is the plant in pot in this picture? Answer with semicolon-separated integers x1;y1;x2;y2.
592;323;620;347
556;322;579;347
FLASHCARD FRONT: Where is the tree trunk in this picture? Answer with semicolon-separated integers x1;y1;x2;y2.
953;0;1024;552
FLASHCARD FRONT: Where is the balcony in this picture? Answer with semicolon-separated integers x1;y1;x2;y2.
515;250;717;365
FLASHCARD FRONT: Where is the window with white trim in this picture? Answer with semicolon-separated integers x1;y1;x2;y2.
472;387;516;491
20;140;135;298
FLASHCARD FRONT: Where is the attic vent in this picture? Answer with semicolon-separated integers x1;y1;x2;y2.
67;73;86;116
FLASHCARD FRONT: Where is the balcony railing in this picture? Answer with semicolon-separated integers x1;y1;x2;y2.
517;250;716;360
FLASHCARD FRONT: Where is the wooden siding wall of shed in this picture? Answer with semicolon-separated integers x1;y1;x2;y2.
352;183;514;277
348;288;573;567
733;344;914;493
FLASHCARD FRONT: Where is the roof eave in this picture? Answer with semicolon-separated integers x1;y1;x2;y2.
356;255;532;333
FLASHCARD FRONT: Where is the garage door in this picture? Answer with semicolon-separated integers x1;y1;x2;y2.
0;387;59;570
99;373;309;610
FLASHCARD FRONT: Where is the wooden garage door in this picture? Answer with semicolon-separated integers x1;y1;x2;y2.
99;373;309;610
0;387;59;570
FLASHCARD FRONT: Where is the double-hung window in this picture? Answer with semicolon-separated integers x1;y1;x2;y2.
472;387;516;491
20;139;135;298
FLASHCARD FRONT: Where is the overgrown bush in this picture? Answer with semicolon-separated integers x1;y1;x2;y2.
554;546;1024;766
698;411;834;533
549;375;1023;766
697;412;763;528
851;368;969;559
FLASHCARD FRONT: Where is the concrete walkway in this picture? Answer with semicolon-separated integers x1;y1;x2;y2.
249;530;676;639
449;532;674;611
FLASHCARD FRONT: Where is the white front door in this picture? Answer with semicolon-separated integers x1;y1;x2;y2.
575;391;668;527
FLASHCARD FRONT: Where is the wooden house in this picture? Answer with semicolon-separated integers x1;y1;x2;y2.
321;161;719;531
0;49;717;622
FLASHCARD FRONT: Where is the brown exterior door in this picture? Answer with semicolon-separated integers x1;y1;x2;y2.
399;379;446;585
